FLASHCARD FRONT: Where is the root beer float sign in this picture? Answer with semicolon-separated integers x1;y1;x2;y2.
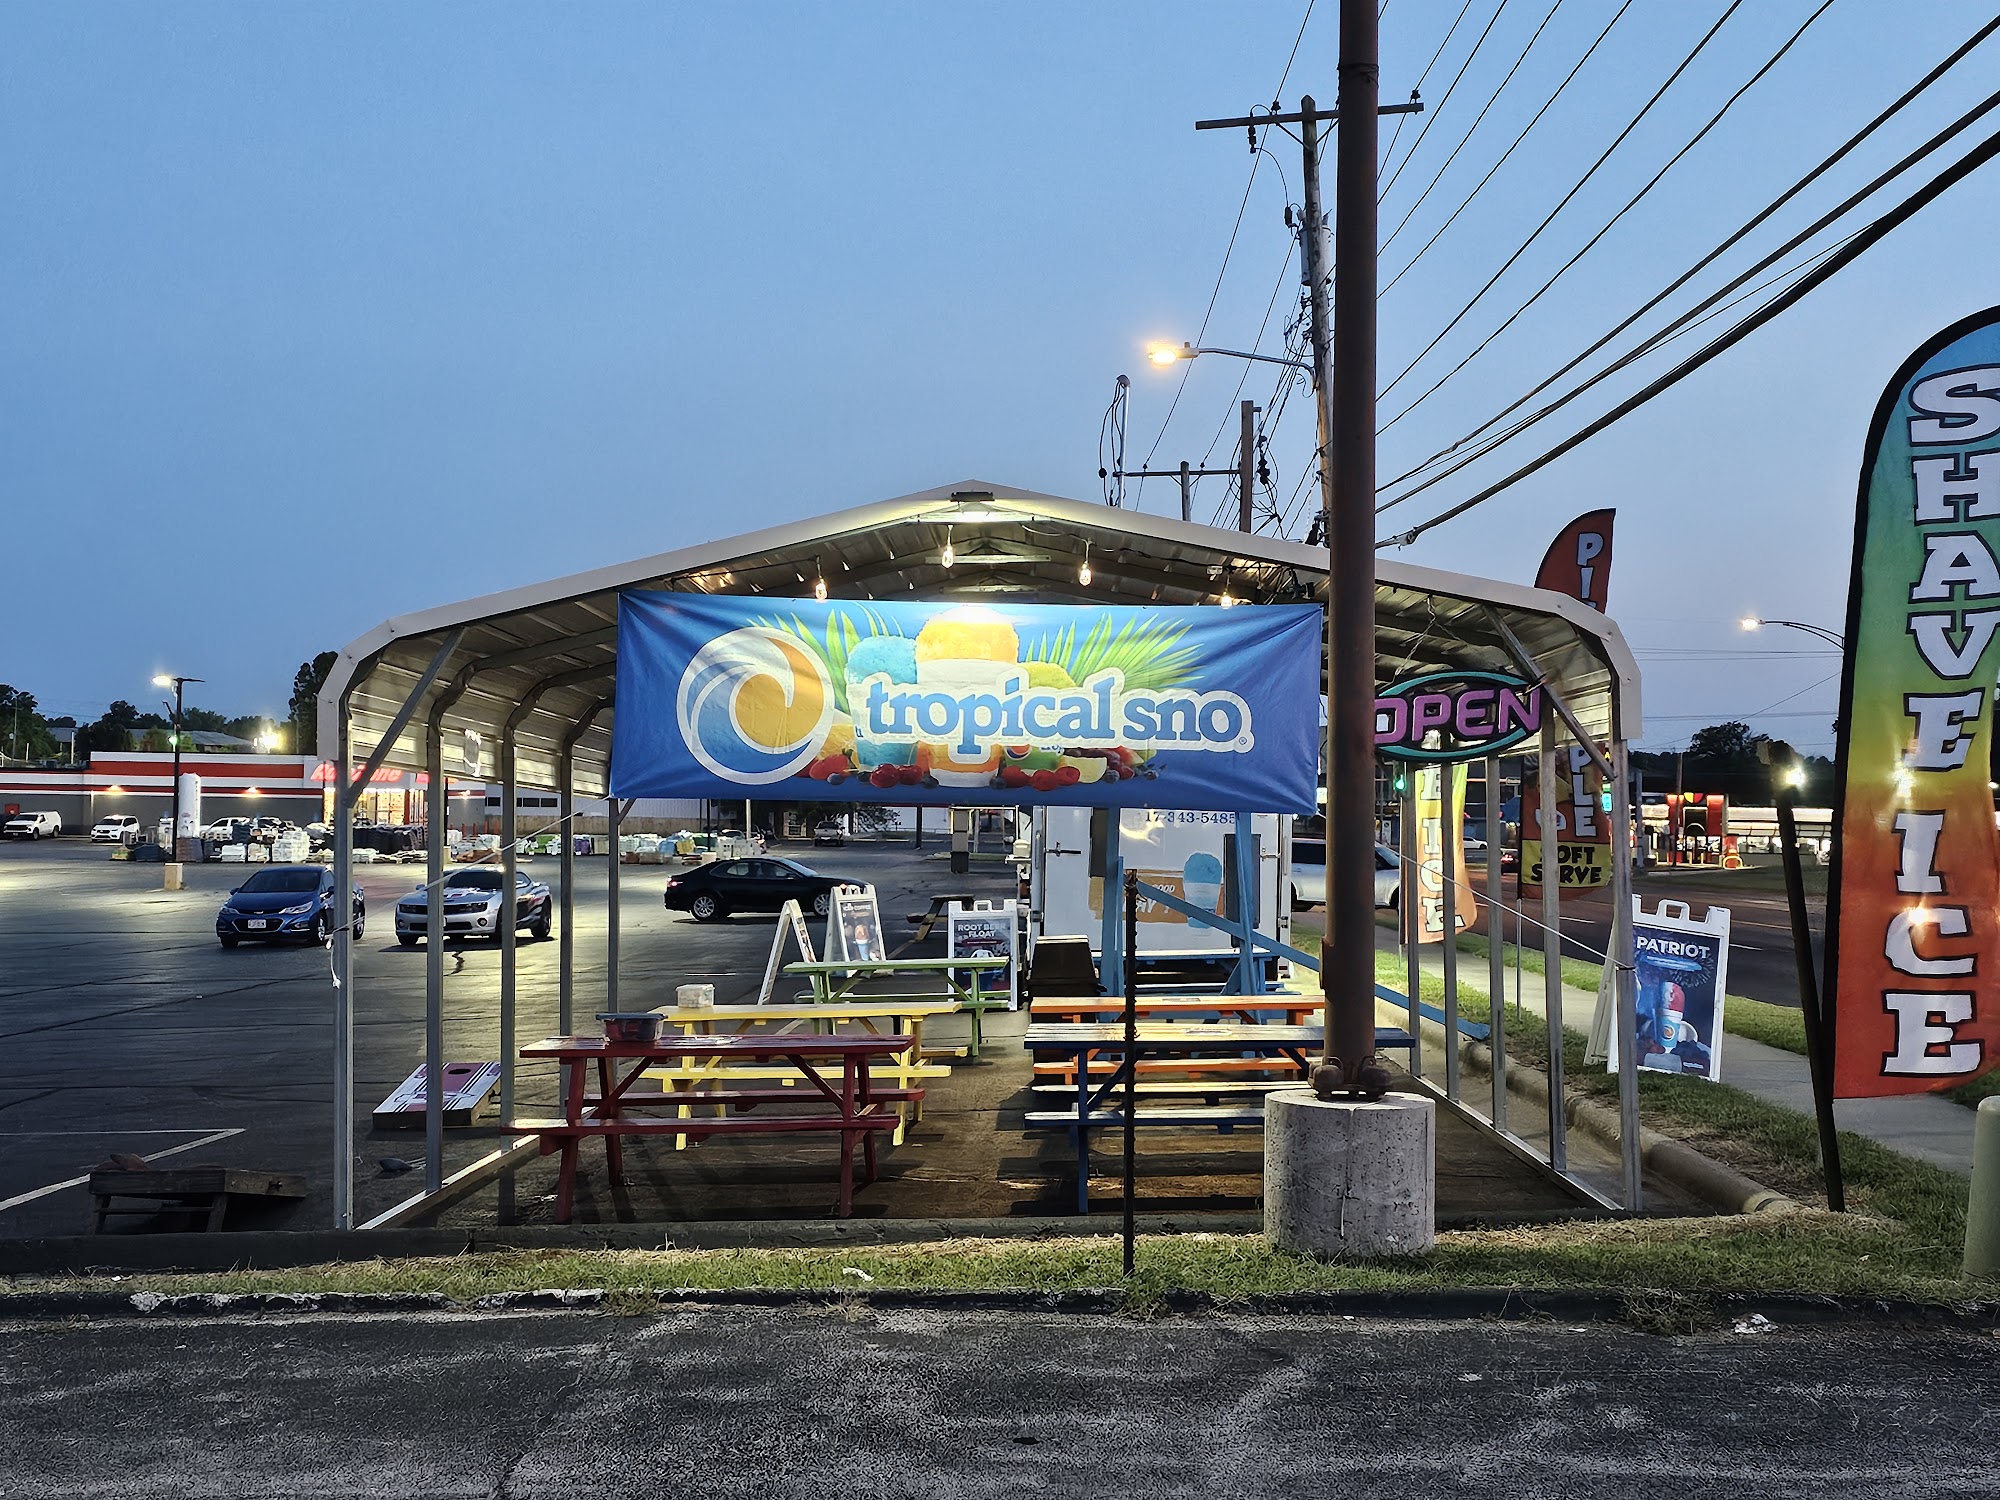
1828;308;2000;1097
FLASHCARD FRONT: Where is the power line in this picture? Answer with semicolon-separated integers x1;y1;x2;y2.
1378;0;1514;204
1378;3;1740;403
1378;0;1564;257
1379;0;1835;432
1378;120;2000;549
1383;11;2000;488
1378;66;2000;512
1380;0;1477;177
1380;0;1633;294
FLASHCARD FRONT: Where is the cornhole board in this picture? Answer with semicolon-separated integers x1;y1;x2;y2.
372;1061;503;1130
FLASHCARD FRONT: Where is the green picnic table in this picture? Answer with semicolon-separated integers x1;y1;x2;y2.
783;955;1010;1057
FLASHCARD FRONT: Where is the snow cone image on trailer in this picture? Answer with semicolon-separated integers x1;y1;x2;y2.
915;607;1019;786
1181;850;1223;928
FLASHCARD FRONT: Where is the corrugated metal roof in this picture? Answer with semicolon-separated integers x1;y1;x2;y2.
320;479;1640;795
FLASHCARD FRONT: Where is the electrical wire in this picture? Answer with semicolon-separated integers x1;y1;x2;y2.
1384;11;2000;487
1379;0;1565;257
1379;65;2000;511
1381;0;1633;293
1378;120;2000;549
1378;3;1740;403
1380;0;1476;177
1380;0;1835;431
1378;0;1515;205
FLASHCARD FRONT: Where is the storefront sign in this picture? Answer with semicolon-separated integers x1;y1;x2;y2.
1608;899;1729;1083
947;899;1019;1009
1375;670;1543;762
612;595;1322;813
1829;308;2000;1097
1410;762;1476;944
1519;743;1612;900
1535;509;1616;611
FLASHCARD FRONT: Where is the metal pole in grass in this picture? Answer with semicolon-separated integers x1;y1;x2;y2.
1122;867;1139;1277
1764;739;1845;1211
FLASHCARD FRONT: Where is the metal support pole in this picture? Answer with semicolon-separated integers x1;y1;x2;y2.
1538;727;1566;1170
1122;868;1139;1274
499;736;518;1125
1778;784;1845;1211
558;748;575;1035
169;678;184;851
424;727;446;1195
1098;814;1124;998
1178;460;1192;523
1238;399;1256;533
1439;765;1460;1102
1485;754;1507;1130
1401;780;1420;1079
1607;733;1641;1209
606;796;626;1014
332;708;355;1229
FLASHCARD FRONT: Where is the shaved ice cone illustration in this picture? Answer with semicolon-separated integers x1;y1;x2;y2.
915;608;1020;786
1181;851;1223;929
844;635;919;771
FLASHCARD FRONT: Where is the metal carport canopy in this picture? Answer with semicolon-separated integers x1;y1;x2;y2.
319;478;1641;787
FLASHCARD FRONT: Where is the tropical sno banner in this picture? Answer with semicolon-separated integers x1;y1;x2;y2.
611;594;1322;813
1828;307;2000;1098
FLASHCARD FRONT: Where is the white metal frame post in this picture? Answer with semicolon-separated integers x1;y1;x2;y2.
1485;753;1508;1132
1439;763;1461;1101
1538;724;1567;1171
424;726;447;1195
499;734;518;1124
1607;726;1642;1208
331;713;356;1229
606;796;628;1014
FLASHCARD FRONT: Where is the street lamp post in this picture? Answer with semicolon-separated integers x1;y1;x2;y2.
151;674;201;851
1740;616;1846;650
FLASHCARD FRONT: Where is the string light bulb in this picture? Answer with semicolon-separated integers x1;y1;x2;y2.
813;561;828;603
1078;543;1092;587
941;526;955;570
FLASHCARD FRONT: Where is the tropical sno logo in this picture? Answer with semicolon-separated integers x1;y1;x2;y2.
677;628;838;784
672;606;1254;792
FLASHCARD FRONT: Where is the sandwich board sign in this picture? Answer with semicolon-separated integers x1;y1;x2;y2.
1606;899;1730;1083
829;884;885;965
947;899;1019;1010
756;898;818;1004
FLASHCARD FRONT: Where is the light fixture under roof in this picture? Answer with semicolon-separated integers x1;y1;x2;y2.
941;525;955;570
1078;541;1092;587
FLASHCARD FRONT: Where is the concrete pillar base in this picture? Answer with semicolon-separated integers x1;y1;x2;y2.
162;863;184;892
1264;1089;1435;1259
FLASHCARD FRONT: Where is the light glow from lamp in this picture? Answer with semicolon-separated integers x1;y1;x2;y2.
941;527;954;569
1078;543;1092;587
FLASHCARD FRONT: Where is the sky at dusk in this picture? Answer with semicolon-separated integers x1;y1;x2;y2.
5;2;1997;757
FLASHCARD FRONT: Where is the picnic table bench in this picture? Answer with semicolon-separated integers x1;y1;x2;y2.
87;1166;305;1234
518;1033;912;1221
1021;1021;1413;1212
784;955;1010;1057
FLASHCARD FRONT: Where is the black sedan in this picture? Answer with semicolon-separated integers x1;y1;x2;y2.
663;856;857;922
216;865;365;948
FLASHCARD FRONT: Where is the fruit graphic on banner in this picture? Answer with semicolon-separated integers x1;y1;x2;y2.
1827;307;2000;1098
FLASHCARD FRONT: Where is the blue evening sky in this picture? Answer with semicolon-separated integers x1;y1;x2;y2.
5;2;1996;756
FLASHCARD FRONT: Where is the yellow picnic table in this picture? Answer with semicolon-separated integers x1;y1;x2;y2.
641;997;960;1144
783;955;1011;1058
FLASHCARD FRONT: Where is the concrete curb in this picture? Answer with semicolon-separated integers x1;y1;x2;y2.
2;1283;1995;1330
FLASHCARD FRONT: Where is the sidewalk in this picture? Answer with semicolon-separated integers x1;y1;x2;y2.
1392;941;1977;1176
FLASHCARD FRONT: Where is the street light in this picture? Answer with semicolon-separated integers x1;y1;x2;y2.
152;673;202;852
1740;616;1845;649
1147;341;1311;372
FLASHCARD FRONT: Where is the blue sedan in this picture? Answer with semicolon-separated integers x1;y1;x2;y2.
216;865;365;949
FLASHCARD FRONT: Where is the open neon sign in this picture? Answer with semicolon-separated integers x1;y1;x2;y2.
1375;670;1543;762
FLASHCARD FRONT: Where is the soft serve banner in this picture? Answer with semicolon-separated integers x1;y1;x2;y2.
611;594;1322;813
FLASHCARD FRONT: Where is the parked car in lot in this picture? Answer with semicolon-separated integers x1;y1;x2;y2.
90;814;142;844
394;867;554;946
3;811;62;839
812;820;846;847
664;856;857;922
1289;838;1403;910
216;865;365;948
1461;837;1518;870
204;816;255;845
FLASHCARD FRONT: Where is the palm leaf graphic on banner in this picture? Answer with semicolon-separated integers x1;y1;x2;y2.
1024;614;1198;693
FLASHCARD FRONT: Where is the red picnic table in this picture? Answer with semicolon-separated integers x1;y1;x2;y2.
516;1032;914;1221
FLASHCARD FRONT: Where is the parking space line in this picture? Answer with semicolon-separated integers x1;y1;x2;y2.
0;1128;245;1214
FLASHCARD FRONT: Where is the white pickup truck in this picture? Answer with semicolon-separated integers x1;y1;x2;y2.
3;810;63;839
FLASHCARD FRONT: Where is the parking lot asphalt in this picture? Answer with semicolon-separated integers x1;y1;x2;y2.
3;1308;1995;1498
0;837;1012;1238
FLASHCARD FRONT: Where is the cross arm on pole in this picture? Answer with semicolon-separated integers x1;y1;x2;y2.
1195;101;1423;131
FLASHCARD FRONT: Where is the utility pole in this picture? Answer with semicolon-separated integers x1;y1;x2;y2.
1110;458;1247;522
1237;399;1258;533
1196;8;1415;1090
